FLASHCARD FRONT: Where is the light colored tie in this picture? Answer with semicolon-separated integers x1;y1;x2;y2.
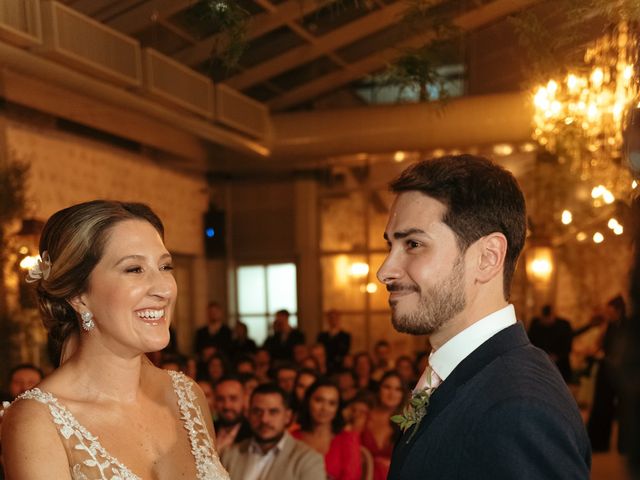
413;365;442;393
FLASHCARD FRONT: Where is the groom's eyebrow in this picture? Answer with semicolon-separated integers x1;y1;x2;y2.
384;228;426;241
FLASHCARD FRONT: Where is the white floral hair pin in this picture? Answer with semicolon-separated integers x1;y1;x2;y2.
26;251;52;283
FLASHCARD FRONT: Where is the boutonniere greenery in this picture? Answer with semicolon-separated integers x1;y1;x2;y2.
391;385;435;443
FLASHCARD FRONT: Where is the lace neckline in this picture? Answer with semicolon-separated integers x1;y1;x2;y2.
17;370;224;480
19;387;140;479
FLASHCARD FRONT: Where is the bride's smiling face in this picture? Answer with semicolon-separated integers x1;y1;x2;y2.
77;219;177;356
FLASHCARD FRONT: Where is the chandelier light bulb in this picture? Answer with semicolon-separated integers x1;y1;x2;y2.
613;225;624;235
561;210;573;225
576;232;588;242
607;218;619;229
591;68;604;87
632;180;638;189
603;191;615;204
593;232;604;243
19;255;40;270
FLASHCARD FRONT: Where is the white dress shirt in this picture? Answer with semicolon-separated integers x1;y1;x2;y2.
428;304;517;383
243;434;288;480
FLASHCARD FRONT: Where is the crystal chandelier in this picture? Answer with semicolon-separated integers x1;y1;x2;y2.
532;21;638;204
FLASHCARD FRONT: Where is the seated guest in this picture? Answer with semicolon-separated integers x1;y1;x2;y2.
263;309;305;362
317;310;351;373
293;344;310;365
353;352;378;392
7;364;44;400
371;340;393;381
159;353;187;373
275;363;298;396
220;383;325;480
301;356;321;371
255;348;272;383
293;368;319;411
193;301;232;358
236;355;256;375
231;321;257;359
310;344;328;375
394;355;417;388
214;376;253;451
360;371;405;480
239;373;259;415
207;353;230;384
293;378;361;480
343;394;372;433
334;369;358;406
290;368;319;430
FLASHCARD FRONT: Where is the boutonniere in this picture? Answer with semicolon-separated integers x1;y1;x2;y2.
391;384;435;443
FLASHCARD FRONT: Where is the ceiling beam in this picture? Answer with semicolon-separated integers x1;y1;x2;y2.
225;1;410;90
174;0;334;67
106;0;195;35
267;0;541;111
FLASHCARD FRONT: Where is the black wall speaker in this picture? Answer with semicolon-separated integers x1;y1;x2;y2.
203;208;226;258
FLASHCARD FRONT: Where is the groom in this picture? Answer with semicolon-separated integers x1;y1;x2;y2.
378;155;590;479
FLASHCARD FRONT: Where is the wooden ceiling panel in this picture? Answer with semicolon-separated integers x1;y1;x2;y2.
61;0;548;112
269;55;342;91
134;23;192;56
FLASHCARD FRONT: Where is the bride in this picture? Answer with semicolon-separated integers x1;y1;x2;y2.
2;200;229;480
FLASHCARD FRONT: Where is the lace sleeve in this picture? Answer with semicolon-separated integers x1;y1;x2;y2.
169;371;230;480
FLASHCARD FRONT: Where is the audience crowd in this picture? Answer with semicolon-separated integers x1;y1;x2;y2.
0;296;630;479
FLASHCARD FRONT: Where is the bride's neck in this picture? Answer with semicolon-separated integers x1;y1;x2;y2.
65;342;147;404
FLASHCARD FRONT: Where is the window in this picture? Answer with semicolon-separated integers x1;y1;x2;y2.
236;263;297;345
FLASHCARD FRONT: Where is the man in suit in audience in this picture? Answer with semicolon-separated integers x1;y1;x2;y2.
220;383;325;480
193;301;232;358
316;309;351;373
378;155;591;479
263;310;305;363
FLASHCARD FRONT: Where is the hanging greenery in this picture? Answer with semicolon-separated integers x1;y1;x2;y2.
510;0;640;83
198;0;251;71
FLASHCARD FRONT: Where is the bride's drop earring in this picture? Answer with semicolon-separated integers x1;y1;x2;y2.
81;311;95;331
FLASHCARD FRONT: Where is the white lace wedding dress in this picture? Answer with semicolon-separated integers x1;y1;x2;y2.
15;371;229;480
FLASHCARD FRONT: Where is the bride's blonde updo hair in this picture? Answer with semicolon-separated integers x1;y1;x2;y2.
34;200;164;364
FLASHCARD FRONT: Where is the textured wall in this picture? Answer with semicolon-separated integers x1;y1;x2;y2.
6;123;208;255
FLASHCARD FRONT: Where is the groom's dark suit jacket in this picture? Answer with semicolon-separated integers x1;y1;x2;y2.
388;323;591;480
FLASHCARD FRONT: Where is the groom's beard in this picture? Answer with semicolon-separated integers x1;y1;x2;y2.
390;255;466;335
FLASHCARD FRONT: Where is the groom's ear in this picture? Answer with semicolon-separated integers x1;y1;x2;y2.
475;233;507;284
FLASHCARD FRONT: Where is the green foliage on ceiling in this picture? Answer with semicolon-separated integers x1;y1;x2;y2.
510;0;640;83
198;0;640;101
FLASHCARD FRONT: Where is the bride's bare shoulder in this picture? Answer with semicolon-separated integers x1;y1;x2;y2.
2;397;71;479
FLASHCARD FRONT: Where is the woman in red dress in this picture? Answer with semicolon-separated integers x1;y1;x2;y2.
360;371;406;480
292;378;362;480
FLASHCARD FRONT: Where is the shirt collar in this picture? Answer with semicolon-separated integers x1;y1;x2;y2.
429;304;516;382
248;432;288;455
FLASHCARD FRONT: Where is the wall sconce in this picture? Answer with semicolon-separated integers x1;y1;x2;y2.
526;246;554;285
348;262;369;278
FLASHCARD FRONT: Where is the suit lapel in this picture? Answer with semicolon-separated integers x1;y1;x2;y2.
390;323;531;476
